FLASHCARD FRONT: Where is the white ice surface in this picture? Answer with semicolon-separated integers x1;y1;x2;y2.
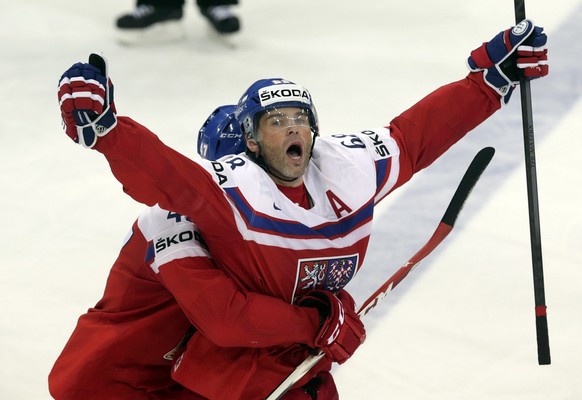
1;0;581;398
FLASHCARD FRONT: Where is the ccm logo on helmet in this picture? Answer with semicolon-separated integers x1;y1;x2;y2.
259;84;311;106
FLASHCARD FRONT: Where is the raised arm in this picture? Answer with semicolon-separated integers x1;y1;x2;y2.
388;19;547;188
57;53;237;242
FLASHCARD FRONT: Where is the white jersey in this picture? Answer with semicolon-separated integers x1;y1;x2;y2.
209;129;400;251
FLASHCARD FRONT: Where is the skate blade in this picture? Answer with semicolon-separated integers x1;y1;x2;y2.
116;21;186;46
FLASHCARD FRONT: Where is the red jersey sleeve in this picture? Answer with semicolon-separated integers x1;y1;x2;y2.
157;257;321;348
138;205;321;348
94;117;237;243
388;72;501;190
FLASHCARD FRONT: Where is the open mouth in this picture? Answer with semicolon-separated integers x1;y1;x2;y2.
286;143;303;160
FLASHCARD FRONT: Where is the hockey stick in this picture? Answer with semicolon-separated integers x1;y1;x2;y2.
266;147;495;400
514;0;551;365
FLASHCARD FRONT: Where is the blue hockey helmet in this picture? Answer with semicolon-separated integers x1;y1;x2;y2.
234;78;319;141
197;105;246;161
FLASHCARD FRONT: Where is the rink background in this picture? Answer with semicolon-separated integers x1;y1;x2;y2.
1;0;581;398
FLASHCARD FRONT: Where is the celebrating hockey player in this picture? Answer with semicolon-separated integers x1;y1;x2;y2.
49;107;351;399
56;19;548;399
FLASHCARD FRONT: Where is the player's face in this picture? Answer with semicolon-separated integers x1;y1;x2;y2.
255;107;313;186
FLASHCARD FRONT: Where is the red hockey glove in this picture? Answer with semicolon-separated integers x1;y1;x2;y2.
298;289;366;364
467;19;548;105
58;53;117;148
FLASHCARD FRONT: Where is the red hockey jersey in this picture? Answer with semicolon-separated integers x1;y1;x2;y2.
48;205;322;399
91;74;500;399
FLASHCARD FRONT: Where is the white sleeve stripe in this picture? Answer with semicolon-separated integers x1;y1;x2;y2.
59;91;104;104
59;76;105;90
150;246;211;274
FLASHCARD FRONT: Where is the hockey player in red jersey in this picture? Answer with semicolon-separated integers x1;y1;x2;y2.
49;106;355;399
56;19;548;399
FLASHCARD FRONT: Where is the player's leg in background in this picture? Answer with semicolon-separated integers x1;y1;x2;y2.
115;0;186;45
196;0;240;35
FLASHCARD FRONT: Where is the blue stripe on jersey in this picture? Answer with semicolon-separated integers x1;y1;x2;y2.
375;157;389;192
145;241;155;264
224;187;374;239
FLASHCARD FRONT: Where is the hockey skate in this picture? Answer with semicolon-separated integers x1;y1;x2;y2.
200;6;240;34
199;6;240;49
116;5;185;46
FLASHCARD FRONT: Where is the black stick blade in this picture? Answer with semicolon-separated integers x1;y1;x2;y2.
441;147;495;227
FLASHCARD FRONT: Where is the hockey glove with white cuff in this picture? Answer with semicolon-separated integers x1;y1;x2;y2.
298;289;366;364
467;19;548;105
58;53;117;148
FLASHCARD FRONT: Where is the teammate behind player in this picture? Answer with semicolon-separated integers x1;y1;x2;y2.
48;105;355;399
56;19;548;399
